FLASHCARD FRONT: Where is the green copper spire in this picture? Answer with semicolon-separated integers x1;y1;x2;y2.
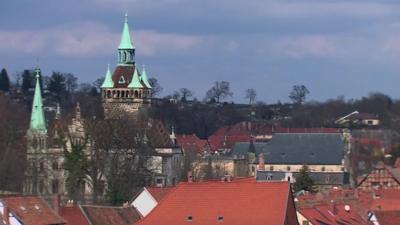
128;68;144;88
30;67;47;134
101;64;114;88
118;13;135;49
141;65;152;89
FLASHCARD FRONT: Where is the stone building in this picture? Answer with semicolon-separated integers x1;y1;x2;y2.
24;68;66;196
101;14;152;119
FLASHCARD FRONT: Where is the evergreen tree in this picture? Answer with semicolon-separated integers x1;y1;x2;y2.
293;164;314;193
0;68;10;92
22;70;34;93
47;72;66;102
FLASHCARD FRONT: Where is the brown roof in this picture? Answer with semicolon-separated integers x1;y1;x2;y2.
1;196;66;225
81;205;141;225
60;205;90;225
112;65;135;88
146;187;173;202
374;210;400;225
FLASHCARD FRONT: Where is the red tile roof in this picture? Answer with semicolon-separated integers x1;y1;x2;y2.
299;203;369;225
81;205;141;225
61;205;90;225
374;210;400;225
176;134;208;153
1;196;66;225
135;180;297;225
111;65;148;89
146;187;173;202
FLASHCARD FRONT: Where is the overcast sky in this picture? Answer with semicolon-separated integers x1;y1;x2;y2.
1;0;400;103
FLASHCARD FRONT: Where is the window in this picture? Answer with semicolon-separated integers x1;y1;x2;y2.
321;166;325;172
52;179;59;194
187;216;193;221
39;162;45;172
270;165;274;171
119;76;125;84
52;162;58;170
267;174;273;181
287;166;291;171
218;216;224;222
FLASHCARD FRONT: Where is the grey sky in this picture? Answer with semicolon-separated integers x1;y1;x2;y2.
1;0;400;103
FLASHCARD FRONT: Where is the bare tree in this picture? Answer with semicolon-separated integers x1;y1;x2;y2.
289;85;310;105
0;96;28;192
205;81;233;103
179;88;193;102
149;78;163;97
245;88;256;104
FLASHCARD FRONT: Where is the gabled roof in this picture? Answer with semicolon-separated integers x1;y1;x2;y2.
81;205;141;225
146;187;173;202
135;180;296;225
112;65;135;88
61;205;90;225
1;196;66;225
231;133;345;165
176;134;208;153
299;203;369;225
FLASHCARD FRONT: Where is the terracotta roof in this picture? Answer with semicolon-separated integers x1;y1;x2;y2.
135;180;296;225
176;134;208;153
61;205;90;225
146;187;173;202
299;203;369;225
374;210;400;225
81;205;141;225
1;196;66;225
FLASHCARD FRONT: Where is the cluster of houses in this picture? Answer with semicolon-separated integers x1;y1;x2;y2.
4;14;400;225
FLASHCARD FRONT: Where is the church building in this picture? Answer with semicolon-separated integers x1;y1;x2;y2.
101;14;152;118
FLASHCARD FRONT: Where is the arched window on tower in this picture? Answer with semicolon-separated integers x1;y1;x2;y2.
134;90;139;98
107;90;111;98
123;52;127;62
121;91;125;98
117;90;120;98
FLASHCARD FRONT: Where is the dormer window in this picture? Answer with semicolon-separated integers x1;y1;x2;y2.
119;76;126;84
187;216;193;221
218;216;224;222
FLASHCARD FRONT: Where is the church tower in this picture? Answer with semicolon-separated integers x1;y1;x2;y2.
101;14;152;118
25;67;65;196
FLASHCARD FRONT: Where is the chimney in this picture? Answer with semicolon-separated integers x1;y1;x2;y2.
54;194;61;215
258;153;265;170
188;171;193;183
3;204;9;225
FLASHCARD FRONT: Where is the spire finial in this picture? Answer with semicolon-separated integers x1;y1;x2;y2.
35;67;40;79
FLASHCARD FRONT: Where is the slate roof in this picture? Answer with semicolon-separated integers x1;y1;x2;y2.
256;171;350;185
1;196;66;225
231;133;345;165
135;180;297;225
81;205;141;225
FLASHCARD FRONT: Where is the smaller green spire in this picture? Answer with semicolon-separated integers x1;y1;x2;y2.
141;65;152;89
128;68;144;88
30;67;47;134
101;64;114;88
118;13;135;49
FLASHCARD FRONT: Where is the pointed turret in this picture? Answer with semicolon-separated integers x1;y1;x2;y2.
128;68;144;88
119;13;135;49
101;64;114;88
29;67;47;134
118;14;135;65
141;65;152;89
